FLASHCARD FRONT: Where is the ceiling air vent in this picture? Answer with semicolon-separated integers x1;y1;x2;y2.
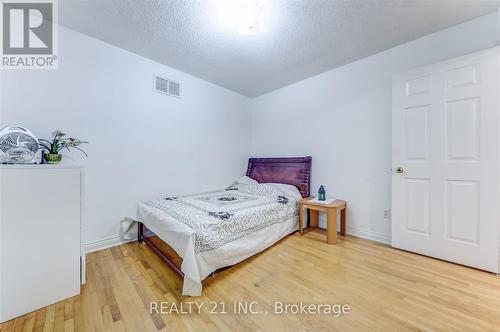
153;75;181;98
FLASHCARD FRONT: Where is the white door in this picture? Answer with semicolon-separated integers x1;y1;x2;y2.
392;48;499;273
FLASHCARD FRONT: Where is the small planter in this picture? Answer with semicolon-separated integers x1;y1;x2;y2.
44;153;62;164
39;131;88;163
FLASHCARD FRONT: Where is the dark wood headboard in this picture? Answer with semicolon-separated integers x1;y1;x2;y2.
246;157;312;197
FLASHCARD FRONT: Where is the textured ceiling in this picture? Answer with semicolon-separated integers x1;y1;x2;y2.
59;0;499;97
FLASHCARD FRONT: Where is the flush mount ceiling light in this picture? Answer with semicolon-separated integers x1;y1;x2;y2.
214;0;270;35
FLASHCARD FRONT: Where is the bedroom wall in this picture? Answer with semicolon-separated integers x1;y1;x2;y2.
0;26;252;251
2;11;499;253
250;12;499;244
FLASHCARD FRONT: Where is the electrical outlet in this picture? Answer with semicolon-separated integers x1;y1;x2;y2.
384;210;391;220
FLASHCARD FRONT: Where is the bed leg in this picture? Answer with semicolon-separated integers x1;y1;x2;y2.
138;222;144;243
306;209;310;229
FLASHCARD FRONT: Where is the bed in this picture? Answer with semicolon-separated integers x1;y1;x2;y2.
136;157;312;296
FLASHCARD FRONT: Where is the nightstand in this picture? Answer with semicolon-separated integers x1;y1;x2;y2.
299;197;347;244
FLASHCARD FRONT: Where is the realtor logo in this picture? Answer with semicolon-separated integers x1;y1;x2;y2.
1;0;58;69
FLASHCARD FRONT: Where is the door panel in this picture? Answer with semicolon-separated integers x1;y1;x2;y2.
445;180;479;244
446;64;479;90
392;48;499;273
406;75;432;96
404;106;430;160
446;98;479;161
405;178;431;235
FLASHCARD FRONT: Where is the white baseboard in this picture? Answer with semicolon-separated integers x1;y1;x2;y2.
316;215;391;245
84;225;391;253
346;226;391;245
84;234;137;254
498;247;500;275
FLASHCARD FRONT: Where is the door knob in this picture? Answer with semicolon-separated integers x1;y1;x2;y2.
394;166;404;174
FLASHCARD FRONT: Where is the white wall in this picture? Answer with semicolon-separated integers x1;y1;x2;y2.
250;13;499;244
497;9;500;266
2;12;499;251
1;26;252;249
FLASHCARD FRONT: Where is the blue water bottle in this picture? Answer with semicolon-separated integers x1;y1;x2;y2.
318;185;326;201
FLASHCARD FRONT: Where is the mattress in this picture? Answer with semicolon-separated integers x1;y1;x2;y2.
136;180;301;296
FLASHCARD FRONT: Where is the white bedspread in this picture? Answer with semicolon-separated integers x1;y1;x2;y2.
136;180;301;296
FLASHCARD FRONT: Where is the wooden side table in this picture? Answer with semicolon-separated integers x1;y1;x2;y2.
298;197;347;244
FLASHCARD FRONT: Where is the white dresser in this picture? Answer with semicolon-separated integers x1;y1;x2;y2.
0;164;83;323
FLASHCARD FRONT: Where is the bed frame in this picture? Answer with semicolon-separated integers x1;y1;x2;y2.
138;156;312;279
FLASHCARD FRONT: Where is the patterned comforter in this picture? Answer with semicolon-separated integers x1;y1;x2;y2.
144;181;301;253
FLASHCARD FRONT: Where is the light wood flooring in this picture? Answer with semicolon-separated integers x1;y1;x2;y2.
1;231;499;331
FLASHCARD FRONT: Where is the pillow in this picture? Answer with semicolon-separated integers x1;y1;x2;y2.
234;175;258;185
271;183;302;200
227;175;258;190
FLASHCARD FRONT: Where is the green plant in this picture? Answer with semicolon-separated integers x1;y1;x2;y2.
38;130;88;157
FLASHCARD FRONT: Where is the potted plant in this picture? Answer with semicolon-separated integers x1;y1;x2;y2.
38;130;88;164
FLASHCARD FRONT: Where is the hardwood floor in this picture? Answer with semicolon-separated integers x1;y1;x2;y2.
1;231;500;331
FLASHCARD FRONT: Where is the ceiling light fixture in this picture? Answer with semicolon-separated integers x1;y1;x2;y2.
214;0;269;35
